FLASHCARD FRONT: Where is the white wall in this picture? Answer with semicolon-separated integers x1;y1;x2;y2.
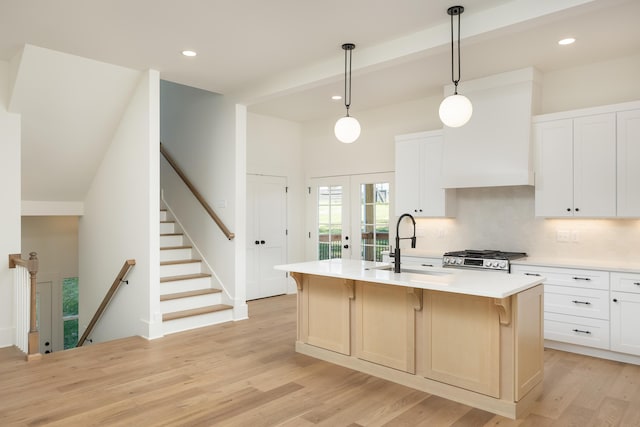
247;113;305;271
21;217;78;279
299;52;640;264
0;60;21;347
160;81;246;318
78;70;160;343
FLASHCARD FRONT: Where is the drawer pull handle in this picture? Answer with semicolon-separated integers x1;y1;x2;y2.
421;264;434;267
525;273;541;276
571;300;591;305
573;276;591;281
634;282;640;286
572;329;591;335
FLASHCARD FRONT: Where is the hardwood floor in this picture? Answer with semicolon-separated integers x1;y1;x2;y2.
1;294;639;426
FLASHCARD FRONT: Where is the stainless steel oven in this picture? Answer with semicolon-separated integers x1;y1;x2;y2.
442;249;527;273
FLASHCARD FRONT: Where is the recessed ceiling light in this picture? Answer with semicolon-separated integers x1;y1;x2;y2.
332;95;342;100
558;38;576;46
182;50;197;57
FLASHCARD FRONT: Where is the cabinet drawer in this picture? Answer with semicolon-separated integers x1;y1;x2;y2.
544;284;609;320
544;312;609;349
611;272;640;294
511;265;609;290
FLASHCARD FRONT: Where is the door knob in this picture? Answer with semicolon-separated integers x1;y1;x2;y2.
343;244;349;249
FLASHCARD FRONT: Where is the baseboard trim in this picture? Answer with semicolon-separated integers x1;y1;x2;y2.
545;340;640;365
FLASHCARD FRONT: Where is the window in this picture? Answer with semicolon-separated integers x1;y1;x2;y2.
62;277;79;349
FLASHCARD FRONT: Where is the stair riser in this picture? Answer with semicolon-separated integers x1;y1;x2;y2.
160;222;176;234
160;293;222;314
160;262;202;277
160;211;168;221
162;309;233;335
160;248;192;262
160;277;211;294
160;235;184;247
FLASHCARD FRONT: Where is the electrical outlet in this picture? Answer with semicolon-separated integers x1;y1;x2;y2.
437;228;445;239
571;230;580;242
556;230;570;242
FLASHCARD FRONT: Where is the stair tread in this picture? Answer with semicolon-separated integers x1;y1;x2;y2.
160;259;201;266
160;220;175;223
162;304;232;321
160;288;222;301
160;245;192;250
160;273;211;283
160;233;183;236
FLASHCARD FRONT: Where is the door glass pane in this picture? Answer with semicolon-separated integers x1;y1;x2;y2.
318;185;343;260
360;182;390;262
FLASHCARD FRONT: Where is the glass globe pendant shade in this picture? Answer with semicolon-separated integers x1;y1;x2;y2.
439;94;473;128
334;115;361;143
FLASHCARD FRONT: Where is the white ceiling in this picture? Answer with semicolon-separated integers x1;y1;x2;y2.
1;0;640;124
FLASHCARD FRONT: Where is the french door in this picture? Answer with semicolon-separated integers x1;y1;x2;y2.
308;173;393;262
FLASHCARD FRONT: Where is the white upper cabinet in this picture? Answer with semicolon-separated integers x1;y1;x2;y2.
573;113;617;217
617;109;640;217
441;68;541;188
534;101;640;218
533;119;574;217
395;131;456;218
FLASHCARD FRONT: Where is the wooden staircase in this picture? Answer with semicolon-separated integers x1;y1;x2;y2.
160;209;233;335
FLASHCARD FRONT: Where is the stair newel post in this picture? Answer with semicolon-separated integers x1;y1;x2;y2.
27;252;41;360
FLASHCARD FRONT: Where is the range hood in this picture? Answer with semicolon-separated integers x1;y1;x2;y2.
441;67;541;189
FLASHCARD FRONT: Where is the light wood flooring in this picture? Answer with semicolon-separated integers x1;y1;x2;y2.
1;294;640;426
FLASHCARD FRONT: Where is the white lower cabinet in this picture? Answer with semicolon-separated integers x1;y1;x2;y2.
511;265;611;349
611;273;640;356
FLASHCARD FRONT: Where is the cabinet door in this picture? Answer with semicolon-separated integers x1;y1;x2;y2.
611;291;640;356
534;119;574;217
423;290;500;397
395;138;422;215
302;275;352;355
395;131;456;218
355;282;416;373
617;109;640;217
573;113;616;217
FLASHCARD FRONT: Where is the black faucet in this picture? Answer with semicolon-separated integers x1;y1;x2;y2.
394;213;416;273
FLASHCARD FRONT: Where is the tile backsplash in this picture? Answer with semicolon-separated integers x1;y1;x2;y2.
409;186;640;263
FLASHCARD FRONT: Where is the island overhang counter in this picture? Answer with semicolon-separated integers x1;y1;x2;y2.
275;259;545;419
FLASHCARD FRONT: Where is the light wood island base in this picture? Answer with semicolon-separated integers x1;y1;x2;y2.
290;271;544;420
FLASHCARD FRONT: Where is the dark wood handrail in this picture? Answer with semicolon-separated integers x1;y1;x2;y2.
9;252;41;361
160;143;235;240
77;259;136;347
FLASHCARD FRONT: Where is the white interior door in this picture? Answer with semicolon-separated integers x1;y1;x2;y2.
308;177;351;260
246;174;288;300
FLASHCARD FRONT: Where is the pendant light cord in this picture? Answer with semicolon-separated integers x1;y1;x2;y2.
344;45;353;116
450;9;461;94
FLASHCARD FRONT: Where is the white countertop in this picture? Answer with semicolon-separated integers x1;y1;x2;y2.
512;257;640;274
275;259;544;299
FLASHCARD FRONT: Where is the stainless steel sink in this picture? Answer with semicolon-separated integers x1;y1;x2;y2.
365;265;452;276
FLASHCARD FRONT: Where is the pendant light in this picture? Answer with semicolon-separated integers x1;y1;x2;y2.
439;5;473;128
335;43;361;143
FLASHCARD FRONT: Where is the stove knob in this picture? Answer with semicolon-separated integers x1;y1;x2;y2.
499;261;507;269
456;259;462;265
444;257;450;264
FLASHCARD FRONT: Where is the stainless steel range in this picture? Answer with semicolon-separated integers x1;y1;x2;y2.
442;249;527;273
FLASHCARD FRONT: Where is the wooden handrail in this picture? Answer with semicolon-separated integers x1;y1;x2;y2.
160;143;235;240
9;252;41;361
77;259;136;347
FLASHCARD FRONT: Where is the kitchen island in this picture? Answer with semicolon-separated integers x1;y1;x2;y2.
275;259;545;419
